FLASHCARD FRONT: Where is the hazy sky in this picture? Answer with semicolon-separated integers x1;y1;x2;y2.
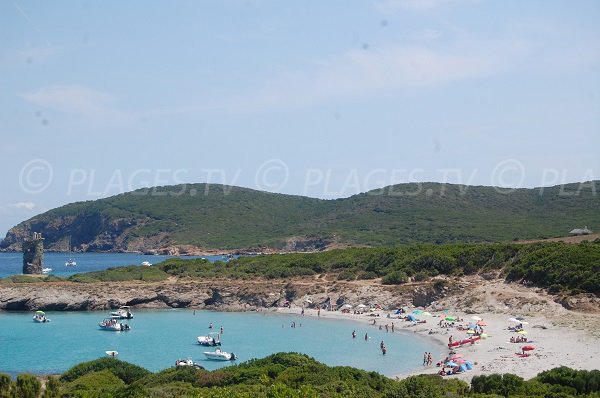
1;0;599;234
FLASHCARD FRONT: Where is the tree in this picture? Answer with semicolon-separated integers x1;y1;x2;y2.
15;374;41;398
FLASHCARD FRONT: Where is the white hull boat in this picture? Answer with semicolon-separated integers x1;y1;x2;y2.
106;351;119;357
175;358;204;369
110;306;134;319
33;314;51;323
203;348;236;361
42;267;52;274
99;318;131;331
197;332;221;346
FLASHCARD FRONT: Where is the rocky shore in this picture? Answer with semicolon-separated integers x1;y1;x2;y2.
0;276;447;312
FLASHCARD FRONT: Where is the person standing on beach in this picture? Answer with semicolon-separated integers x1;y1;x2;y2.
317;308;321;317
391;323;394;332
427;352;432;365
385;324;389;332
449;335;453;346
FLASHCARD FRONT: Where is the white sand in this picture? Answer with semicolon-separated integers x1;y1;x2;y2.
274;306;600;382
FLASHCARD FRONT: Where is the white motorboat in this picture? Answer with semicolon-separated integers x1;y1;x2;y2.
106;351;119;357
203;348;236;361
110;306;134;319
65;259;77;267
33;311;50;323
141;261;152;266
99;318;131;331
197;332;221;346
175;358;204;369
42;267;52;274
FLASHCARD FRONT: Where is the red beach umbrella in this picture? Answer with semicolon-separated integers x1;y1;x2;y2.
522;346;535;351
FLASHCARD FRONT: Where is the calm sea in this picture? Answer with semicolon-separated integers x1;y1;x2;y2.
0;309;440;377
0;252;227;278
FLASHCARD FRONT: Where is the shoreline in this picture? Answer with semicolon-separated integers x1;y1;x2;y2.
271;306;600;382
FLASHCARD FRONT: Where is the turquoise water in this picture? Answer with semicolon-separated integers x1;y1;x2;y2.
0;252;228;278
0;310;441;376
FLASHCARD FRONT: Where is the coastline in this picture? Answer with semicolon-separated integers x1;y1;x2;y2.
1;276;599;382
272;306;600;382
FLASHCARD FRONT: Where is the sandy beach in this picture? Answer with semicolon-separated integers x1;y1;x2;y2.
275;305;600;382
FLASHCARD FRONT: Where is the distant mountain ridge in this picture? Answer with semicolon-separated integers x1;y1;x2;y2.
1;181;599;252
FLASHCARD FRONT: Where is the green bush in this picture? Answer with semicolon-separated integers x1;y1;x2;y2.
381;271;407;285
61;358;150;384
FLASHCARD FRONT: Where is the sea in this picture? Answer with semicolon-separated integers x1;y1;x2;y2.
0;309;440;377
0;252;441;376
0;252;226;278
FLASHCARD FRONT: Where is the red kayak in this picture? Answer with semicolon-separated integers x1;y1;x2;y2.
522;345;535;351
448;335;481;347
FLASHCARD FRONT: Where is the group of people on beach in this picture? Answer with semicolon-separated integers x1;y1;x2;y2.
422;352;433;365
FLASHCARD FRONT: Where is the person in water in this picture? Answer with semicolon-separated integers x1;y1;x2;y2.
209;322;213;329
364;333;368;341
352;330;356;338
220;326;224;334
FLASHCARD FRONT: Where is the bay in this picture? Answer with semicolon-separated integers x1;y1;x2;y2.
0;309;440;377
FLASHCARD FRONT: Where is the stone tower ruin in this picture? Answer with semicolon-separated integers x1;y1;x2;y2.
23;232;44;274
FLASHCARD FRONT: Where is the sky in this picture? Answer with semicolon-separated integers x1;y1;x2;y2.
1;0;599;235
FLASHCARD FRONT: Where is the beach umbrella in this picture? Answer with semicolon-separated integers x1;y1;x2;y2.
445;316;456;321
466;330;476;334
455;358;466;364
423;311;432;316
304;299;312;304
357;304;367;309
412;309;423;315
522;345;535;351
471;316;482;321
406;314;417;322
445;361;458;367
509;317;520;323
517;330;528;335
450;354;463;360
476;321;487;326
341;304;353;309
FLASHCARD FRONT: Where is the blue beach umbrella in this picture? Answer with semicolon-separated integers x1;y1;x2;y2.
407;314;417;322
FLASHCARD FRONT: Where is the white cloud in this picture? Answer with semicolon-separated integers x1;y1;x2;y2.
0;202;36;215
17;46;58;64
376;0;481;14
19;85;130;122
183;38;526;114
13;202;36;210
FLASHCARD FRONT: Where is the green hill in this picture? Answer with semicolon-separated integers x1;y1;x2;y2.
1;181;599;252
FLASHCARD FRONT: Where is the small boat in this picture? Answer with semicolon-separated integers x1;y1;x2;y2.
33;310;51;323
110;306;134;319
175;358;204;369
106;351;119;357
197;332;221;346
141;261;152;266
42;267;52;274
99;318;131;331
203;348;236;361
65;259;76;267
